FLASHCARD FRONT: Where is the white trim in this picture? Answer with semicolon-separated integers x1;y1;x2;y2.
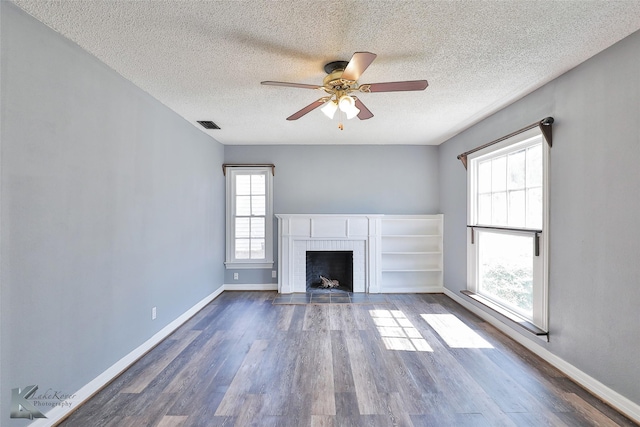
223;283;278;291
224;262;274;270
276;214;382;294
466;131;549;331
30;287;225;427
443;288;640;424
225;167;274;268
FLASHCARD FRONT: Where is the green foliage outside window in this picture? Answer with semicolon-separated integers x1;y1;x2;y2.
481;263;533;313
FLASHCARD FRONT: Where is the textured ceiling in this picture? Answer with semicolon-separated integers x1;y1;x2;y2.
11;0;640;145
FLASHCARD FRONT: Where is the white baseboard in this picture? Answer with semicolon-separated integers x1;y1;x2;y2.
223;283;277;291
31;286;225;427
443;288;640;424
380;286;444;294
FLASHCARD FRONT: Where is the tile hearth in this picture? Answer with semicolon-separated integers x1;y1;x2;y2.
272;290;387;305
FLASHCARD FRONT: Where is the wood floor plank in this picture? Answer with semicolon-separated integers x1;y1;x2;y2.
164;342;235;416
261;337;299;399
58;292;639;427
330;330;356;393
183;414;236;427
162;330;226;395
345;335;387;415
561;391;628;427
380;391;415;427
276;305;295;331
350;303;374;331
303;304;330;332
334;391;362;424
214;339;269;416
232;393;264;427
363;328;406;394
121;330;201;393
310;414;336;427
156;415;188;427
411;412;494;427
292;328;336;415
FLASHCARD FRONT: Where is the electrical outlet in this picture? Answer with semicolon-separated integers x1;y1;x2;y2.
272;270;277;278
233;273;239;280
152;307;157;320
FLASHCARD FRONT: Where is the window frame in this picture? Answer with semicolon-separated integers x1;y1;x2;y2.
225;166;274;269
466;128;549;331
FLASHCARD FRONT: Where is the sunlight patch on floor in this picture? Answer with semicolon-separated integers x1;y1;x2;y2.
370;309;433;352
421;314;493;349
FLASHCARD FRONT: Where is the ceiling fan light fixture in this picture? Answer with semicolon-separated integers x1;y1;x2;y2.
338;95;360;120
344;105;360;120
338;95;355;111
321;100;338;119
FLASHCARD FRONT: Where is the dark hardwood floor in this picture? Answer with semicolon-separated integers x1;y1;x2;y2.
58;292;637;426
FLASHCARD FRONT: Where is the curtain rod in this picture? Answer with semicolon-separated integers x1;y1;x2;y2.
222;164;275;176
457;117;554;169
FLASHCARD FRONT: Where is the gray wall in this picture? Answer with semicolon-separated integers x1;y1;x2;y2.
224;144;440;284
0;3;225;423
439;30;640;404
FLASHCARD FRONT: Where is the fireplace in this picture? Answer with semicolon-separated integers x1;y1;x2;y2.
306;251;353;292
276;214;382;293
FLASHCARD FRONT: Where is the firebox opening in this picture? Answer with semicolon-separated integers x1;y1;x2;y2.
306;251;354;293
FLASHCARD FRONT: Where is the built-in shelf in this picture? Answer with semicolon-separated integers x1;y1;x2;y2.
380;215;443;293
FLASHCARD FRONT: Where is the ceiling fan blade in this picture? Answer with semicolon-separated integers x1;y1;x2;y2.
261;81;322;90
354;98;374;120
365;80;429;92
341;52;377;81
286;98;328;121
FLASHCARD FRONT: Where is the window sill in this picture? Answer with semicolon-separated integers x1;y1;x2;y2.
225;262;274;270
460;290;548;338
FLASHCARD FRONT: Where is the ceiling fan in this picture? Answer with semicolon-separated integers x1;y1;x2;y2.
261;52;428;125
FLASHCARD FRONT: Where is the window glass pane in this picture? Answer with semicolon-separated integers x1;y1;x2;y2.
478;194;492;224
508;149;525;190
236;195;250;216
491;156;507;192
526;144;542;187
251;218;265;238
508;190;525;227
250;239;265;259
235;239;250;259
252;195;266;216
236;175;251;195
251;174;266;195
491;192;507;225
478;231;533;318
478;160;492;193
236;218;250;238
526;187;542;229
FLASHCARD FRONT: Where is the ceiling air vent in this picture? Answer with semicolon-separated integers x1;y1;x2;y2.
197;120;220;130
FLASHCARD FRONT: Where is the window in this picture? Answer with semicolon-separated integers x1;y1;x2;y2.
467;128;549;331
225;167;273;269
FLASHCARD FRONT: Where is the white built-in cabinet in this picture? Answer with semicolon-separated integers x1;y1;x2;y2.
379;215;443;293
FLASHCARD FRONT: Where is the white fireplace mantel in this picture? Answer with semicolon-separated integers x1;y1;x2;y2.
276;214;383;294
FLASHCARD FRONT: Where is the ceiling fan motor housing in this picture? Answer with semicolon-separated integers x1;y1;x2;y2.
323;60;357;91
323;60;349;75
